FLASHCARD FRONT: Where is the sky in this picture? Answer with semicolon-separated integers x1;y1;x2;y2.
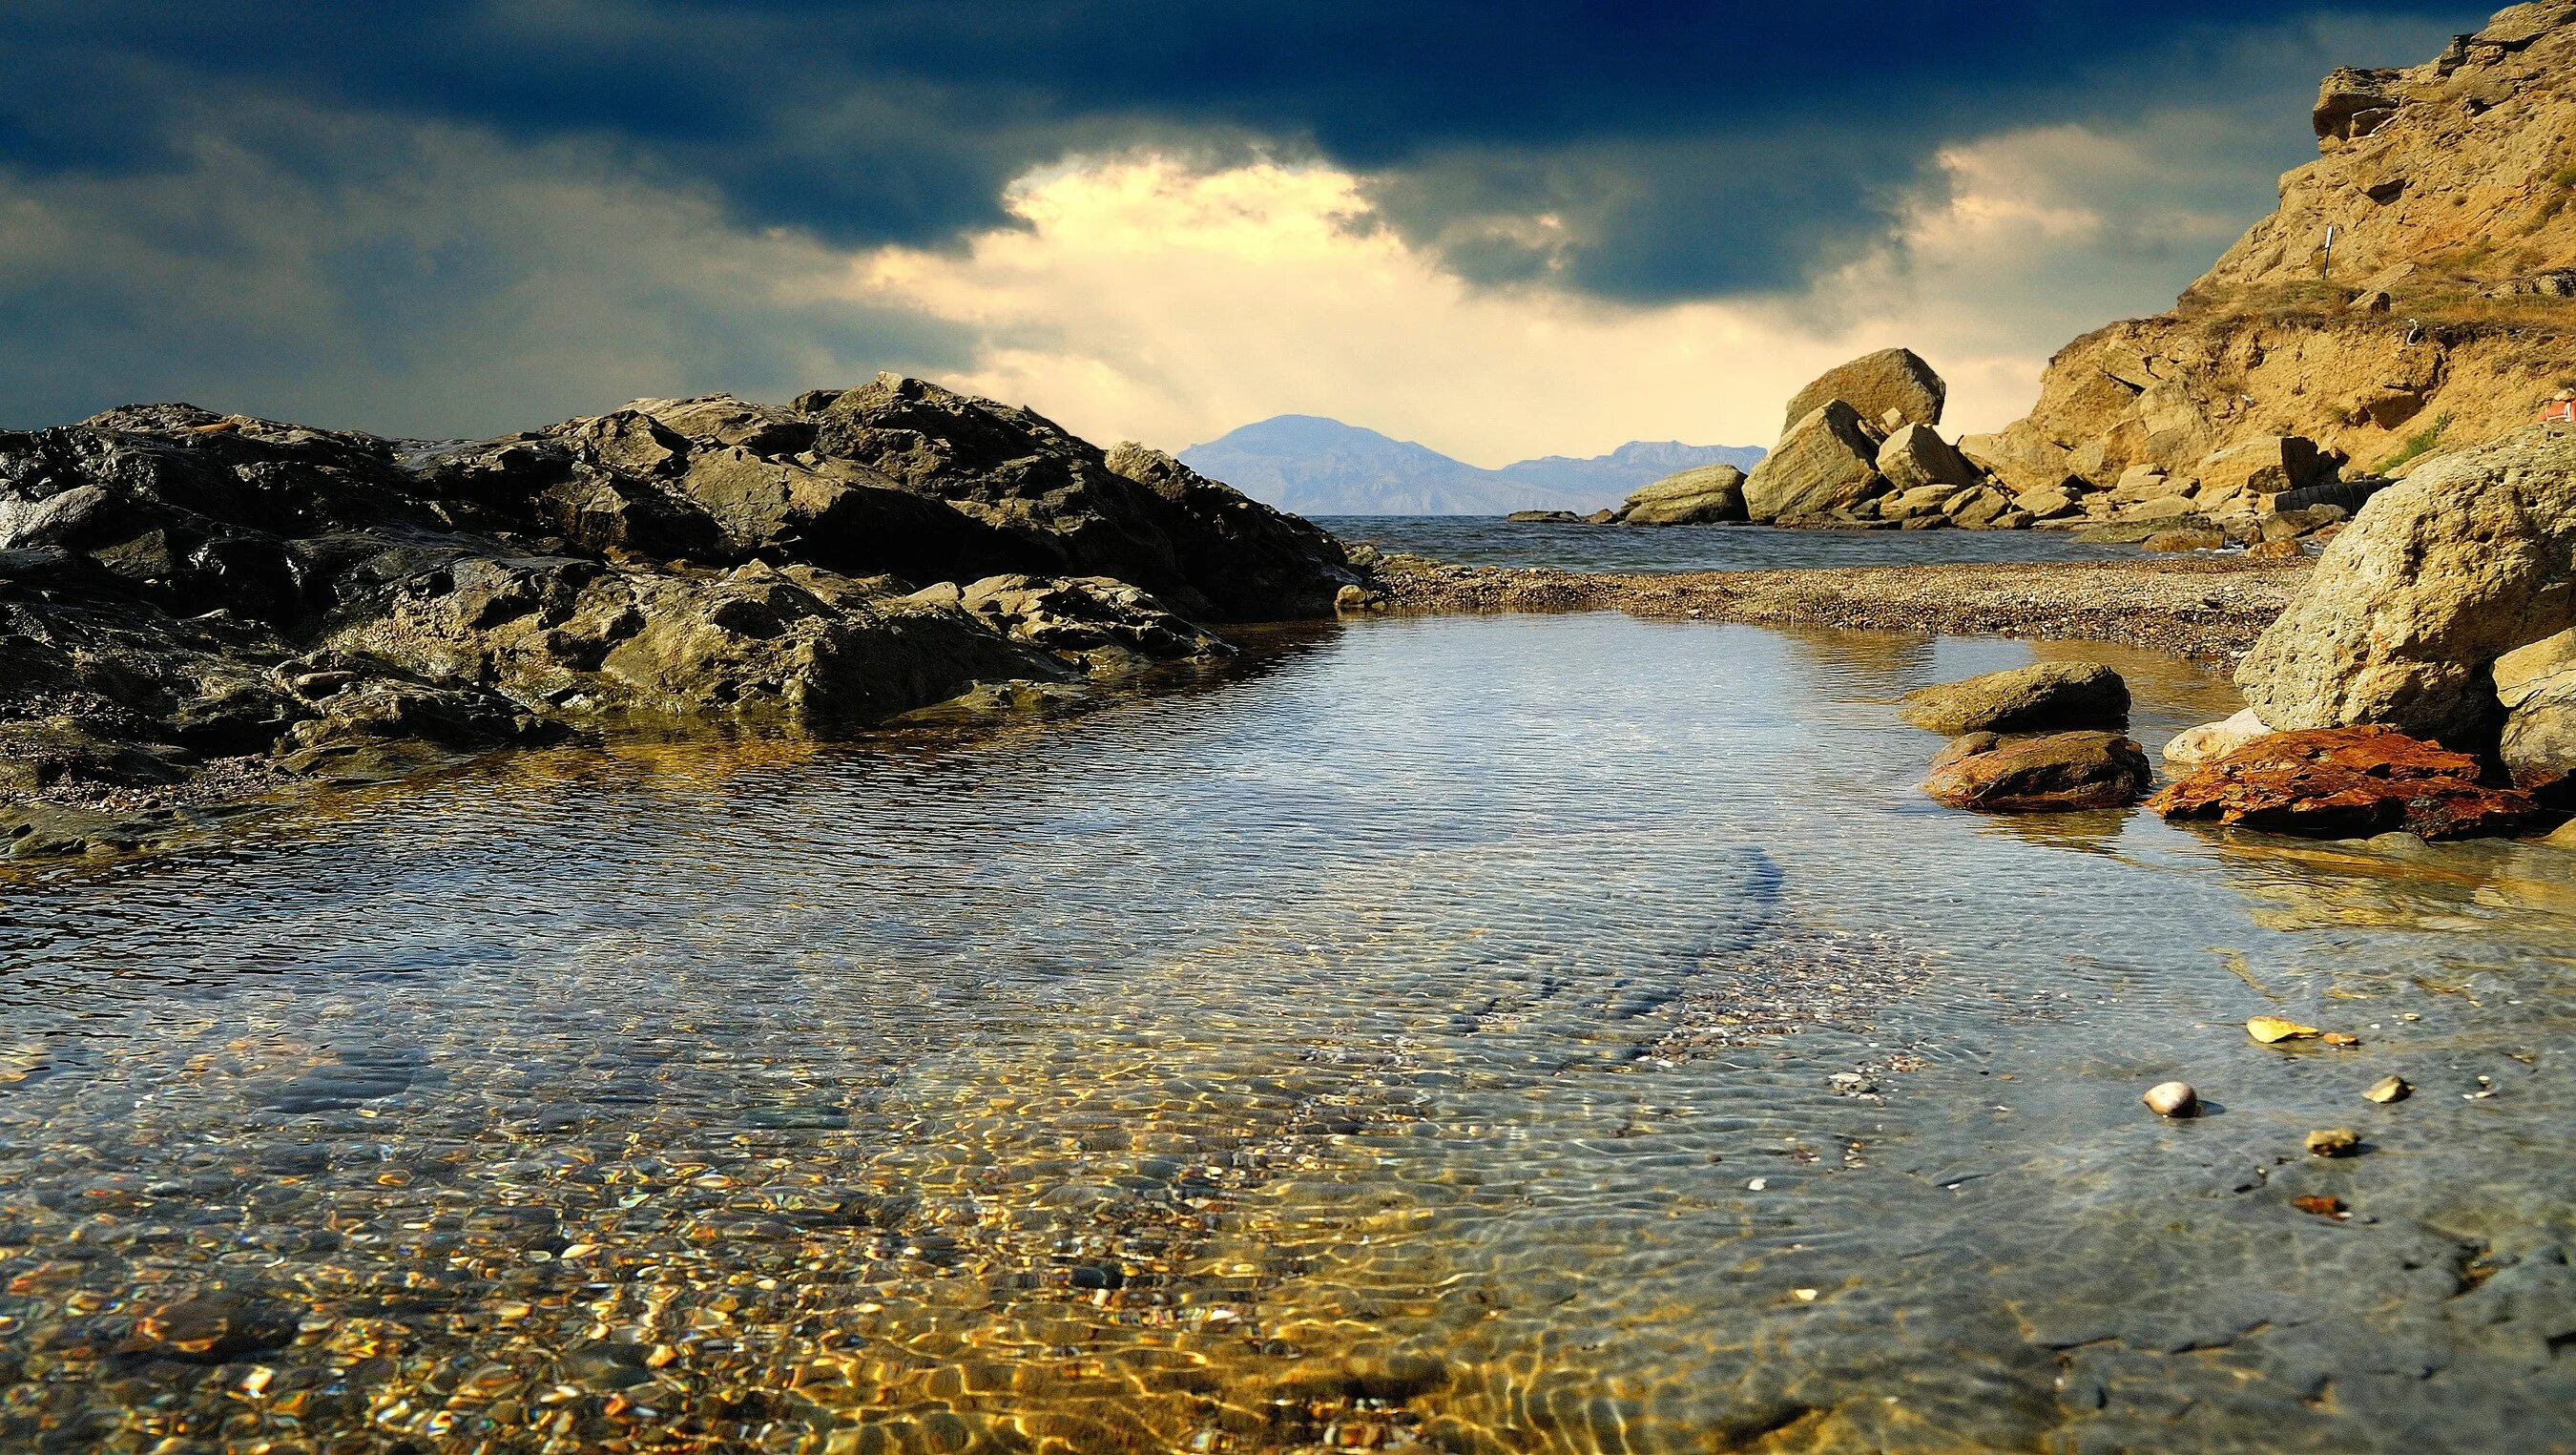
0;2;2485;465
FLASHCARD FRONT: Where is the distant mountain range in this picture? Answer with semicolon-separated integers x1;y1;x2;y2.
1178;415;1766;515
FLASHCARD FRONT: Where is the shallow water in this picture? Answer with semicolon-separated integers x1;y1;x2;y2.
1;613;2571;1453
1316;516;2141;572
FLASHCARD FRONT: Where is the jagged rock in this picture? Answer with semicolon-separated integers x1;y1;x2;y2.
2315;67;2408;142
0;380;1361;855
1505;509;1584;523
1875;425;1983;495
2235;426;2576;740
1618;464;1748;526
2163;707;2273;770
953;574;1232;671
1900;662;2130;735
810;380;1351;620
1742;403;1887;523
1924;730;2153;812
2495;628;2576;791
2147;725;2538;839
1782;349;1946;435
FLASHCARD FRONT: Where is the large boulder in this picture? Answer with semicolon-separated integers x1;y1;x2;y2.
1742;402;1887;523
1618;464;1749;526
1875;425;1983;495
2234;426;2576;741
1782;349;1946;435
1924;731;2153;812
2495;627;2576;790
1899;662;2129;735
2145;726;2539;840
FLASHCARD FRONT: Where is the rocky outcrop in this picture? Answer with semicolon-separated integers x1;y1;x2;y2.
1984;4;2576;496
0;382;1357;854
2146;725;2539;839
1741;401;1888;523
1923;730;2153;812
2233;426;2576;741
1781;348;1945;435
1742;351;2097;532
1615;464;1749;526
1898;662;2129;736
1875;425;1981;495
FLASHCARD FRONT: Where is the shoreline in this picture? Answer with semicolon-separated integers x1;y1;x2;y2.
6;550;2301;861
1367;551;2310;660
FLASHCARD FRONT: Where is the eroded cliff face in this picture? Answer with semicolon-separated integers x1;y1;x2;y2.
1968;2;2576;496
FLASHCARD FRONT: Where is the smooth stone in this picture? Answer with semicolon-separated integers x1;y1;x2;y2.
2144;1081;2200;1116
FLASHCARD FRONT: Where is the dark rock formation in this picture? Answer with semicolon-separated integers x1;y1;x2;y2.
0;379;1358;855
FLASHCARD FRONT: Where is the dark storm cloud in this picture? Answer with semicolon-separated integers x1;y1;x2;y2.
2;0;2483;295
0;1;2490;432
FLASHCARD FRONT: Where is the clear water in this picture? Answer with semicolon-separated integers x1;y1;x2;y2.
1;614;2569;1453
1318;516;2140;572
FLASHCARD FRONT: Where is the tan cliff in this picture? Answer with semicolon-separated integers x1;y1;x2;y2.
1967;1;2576;498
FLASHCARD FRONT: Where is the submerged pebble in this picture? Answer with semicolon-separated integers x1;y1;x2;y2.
2305;1128;2361;1157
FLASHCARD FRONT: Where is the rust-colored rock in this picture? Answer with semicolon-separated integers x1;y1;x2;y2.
1924;730;2153;812
2145;725;2537;840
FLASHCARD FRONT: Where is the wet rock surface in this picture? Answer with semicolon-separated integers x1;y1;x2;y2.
0;382;1355;855
1923;729;2154;811
2148;725;2541;840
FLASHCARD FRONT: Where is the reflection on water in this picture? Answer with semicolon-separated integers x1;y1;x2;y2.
0;613;2570;1453
1318;516;2141;572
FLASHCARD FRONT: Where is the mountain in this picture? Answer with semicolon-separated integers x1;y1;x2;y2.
1969;3;2576;497
1178;415;1765;515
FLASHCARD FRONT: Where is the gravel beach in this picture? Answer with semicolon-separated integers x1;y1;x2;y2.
1371;551;2311;659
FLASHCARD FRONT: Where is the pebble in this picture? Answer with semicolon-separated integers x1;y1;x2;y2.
2363;1075;2410;1104
2304;1129;2360;1157
2143;1081;2199;1117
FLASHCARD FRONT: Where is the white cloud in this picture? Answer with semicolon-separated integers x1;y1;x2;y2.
836;120;2270;464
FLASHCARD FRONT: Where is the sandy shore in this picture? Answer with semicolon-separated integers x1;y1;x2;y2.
1370;551;2311;659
